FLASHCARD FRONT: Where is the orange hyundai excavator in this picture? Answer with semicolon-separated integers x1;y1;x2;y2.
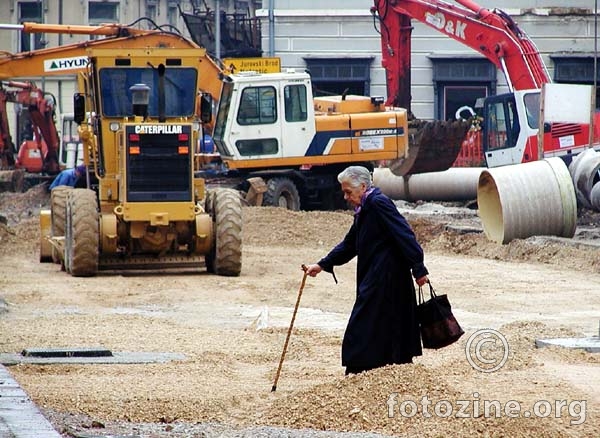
0;20;223;189
371;0;599;173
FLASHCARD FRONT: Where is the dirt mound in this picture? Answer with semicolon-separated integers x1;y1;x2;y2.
263;361;570;437
423;228;600;273
0;183;50;226
243;207;353;248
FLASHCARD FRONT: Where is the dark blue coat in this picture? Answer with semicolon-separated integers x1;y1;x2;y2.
318;188;427;369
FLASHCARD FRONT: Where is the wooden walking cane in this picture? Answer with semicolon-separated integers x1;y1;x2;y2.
271;264;308;392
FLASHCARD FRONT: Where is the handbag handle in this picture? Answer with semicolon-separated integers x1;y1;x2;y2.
418;281;436;305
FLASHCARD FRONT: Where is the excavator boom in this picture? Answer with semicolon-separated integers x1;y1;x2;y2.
0;23;223;100
373;0;550;102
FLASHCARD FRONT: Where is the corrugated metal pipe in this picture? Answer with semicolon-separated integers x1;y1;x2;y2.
568;147;600;210
373;167;485;202
477;158;577;244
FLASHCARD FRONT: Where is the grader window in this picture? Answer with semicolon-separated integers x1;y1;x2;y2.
99;67;197;117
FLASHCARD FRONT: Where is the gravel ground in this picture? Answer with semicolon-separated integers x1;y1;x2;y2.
1;184;599;437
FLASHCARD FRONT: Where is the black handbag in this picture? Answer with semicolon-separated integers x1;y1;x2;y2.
417;282;464;349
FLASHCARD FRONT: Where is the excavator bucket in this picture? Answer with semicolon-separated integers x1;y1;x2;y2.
0;168;24;192
388;119;471;176
245;176;268;206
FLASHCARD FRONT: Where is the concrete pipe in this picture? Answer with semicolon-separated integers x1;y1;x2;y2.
591;182;600;211
477;157;577;244
373;167;485;202
567;148;600;209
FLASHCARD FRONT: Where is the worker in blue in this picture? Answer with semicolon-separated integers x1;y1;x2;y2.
49;164;86;190
305;165;429;375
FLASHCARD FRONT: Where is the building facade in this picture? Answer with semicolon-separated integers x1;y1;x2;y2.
0;1;598;147
0;0;257;146
258;0;600;121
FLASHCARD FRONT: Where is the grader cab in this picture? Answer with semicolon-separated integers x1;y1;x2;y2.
39;47;242;277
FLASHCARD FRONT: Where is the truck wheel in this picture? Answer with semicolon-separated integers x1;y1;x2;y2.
206;188;242;276
65;189;99;277
263;177;300;211
50;187;72;264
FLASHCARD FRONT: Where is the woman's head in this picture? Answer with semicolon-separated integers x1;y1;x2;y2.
337;166;372;208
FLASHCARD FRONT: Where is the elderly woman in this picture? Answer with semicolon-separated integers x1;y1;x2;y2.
306;165;429;375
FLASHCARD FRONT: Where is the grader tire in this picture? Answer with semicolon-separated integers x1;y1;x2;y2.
65;189;99;277
50;186;72;264
263;177;300;211
208;188;242;276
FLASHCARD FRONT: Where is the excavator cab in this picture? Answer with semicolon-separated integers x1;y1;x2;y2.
213;70;316;166
482;91;550;167
482;88;596;168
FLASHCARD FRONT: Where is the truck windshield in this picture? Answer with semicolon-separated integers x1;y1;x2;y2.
213;82;233;142
99;67;197;117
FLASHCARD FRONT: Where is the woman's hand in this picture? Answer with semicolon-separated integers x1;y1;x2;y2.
415;275;429;287
305;264;322;277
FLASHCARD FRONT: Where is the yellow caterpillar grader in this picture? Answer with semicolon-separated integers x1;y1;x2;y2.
38;46;242;277
0;22;241;277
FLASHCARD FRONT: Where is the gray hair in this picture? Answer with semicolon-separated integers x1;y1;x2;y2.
337;166;372;189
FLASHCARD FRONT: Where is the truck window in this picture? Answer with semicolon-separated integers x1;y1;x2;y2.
99;67;197;117
235;138;279;156
523;92;540;129
486;97;519;151
284;84;308;122
487;102;506;150
214;83;232;140
237;86;277;125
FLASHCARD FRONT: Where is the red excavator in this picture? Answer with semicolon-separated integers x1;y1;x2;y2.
371;0;599;174
0;80;61;174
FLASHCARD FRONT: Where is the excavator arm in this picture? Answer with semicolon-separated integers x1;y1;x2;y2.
2;80;61;173
370;0;551;175
0;88;15;169
372;0;550;108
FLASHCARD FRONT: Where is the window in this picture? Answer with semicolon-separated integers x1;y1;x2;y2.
235;138;279;156
98;67;197;117
147;5;157;23
523;92;540;129
551;54;600;109
484;95;520;151
304;58;373;96
19;2;43;51
430;56;496;120
443;85;487;121
168;6;178;28
89;1;119;25
237;86;277;125
284;84;307;122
